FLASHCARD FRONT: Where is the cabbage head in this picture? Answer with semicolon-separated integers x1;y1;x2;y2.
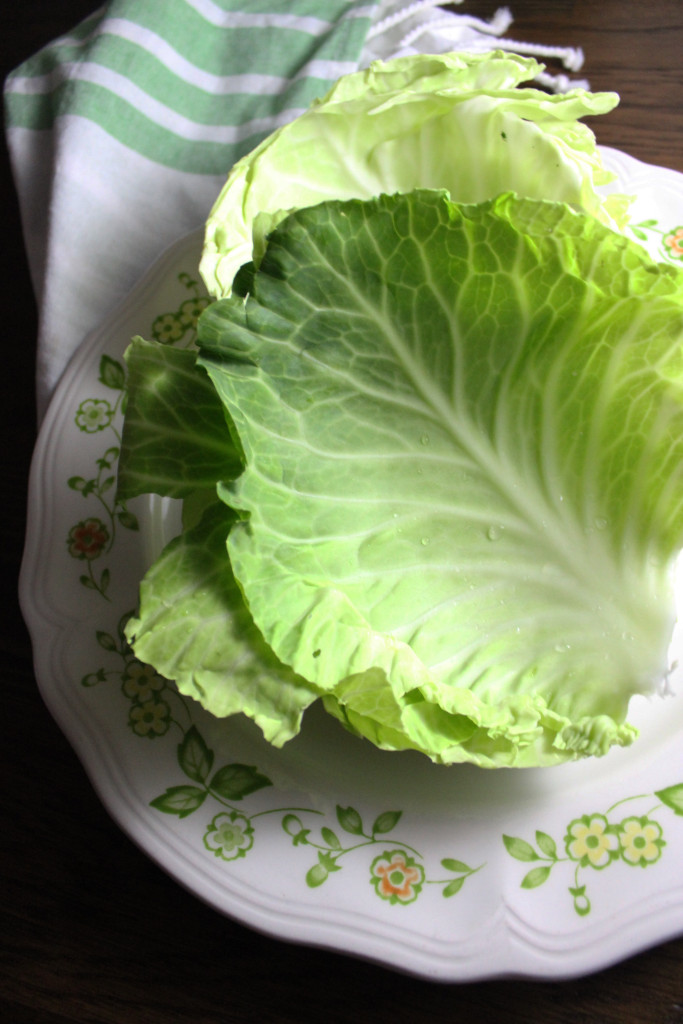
121;189;683;767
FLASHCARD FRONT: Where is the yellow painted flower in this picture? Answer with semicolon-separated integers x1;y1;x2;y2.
618;815;665;867
129;698;171;738
178;296;210;329
564;813;619;869
204;812;254;861
122;660;165;703
151;311;184;344
75;397;113;433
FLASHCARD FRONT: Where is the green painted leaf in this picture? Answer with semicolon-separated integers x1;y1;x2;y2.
177;726;213;783
101;446;120;466
655;782;683;815
372;810;402;835
441;858;472;873
209;762;272;800
282;813;302;832
521;865;553;889
569;884;591;916
117;508;140;531
117;611;134;643
321;827;342;850
282;813;302;833
282;813;311;846
99;354;126;390
96;630;117;652
81;668;106;687
306;862;328;888
336;805;364;836
443;877;466;898
535;830;558;859
150;785;207;818
503;835;539;862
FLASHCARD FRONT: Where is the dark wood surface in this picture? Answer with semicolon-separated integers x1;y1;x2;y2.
3;3;683;1021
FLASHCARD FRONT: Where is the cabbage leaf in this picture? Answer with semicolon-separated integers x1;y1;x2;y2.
117;338;241;501
200;50;628;299
126;500;320;745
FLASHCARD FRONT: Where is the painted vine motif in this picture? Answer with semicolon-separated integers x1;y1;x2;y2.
75;256;683;917
148;273;210;347
82;610;483;905
67;273;210;598
67;353;136;599
504;784;683;916
628;218;683;263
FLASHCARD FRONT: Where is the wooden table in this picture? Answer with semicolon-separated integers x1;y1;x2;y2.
3;3;682;1021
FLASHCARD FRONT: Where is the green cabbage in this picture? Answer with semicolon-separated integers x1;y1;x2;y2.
122;189;683;767
199;50;628;299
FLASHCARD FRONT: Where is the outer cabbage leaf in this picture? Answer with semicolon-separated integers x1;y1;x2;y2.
117;337;242;501
125;501;320;745
196;190;683;767
200;50;627;299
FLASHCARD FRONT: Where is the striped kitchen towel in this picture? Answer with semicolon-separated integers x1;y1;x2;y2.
5;1;379;415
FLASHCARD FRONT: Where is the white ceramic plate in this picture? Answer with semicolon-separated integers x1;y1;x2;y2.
20;148;683;982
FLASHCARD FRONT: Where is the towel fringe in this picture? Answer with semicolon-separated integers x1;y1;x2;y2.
360;1;590;92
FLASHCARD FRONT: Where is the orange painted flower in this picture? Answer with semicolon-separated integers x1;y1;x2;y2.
664;226;683;259
67;517;109;560
370;849;424;905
